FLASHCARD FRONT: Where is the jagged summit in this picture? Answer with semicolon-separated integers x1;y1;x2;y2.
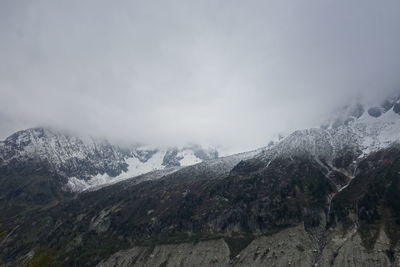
237;93;400;191
0;127;219;191
2;93;400;266
323;92;400;128
273;93;400;159
1;93;399;194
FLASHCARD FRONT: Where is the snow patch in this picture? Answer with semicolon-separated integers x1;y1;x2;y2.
66;149;208;192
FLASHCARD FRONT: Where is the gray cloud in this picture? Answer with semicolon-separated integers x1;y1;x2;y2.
1;0;400;153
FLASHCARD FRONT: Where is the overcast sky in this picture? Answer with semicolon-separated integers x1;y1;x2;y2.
1;0;400;152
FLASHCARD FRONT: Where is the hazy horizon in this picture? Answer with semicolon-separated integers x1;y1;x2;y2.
1;0;400;153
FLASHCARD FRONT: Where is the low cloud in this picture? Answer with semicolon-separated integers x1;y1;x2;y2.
1;0;400;152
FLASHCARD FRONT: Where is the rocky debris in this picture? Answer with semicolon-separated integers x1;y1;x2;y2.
236;225;315;267
319;227;394;267
2;95;400;266
2;143;400;266
98;224;400;267
3;142;400;266
97;239;230;267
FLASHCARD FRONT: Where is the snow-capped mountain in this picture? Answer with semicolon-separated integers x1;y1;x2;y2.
0;127;219;191
253;94;400;178
1;94;399;193
2;95;400;267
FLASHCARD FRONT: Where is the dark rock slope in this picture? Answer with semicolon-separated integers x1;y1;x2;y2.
1;95;400;266
2;143;400;266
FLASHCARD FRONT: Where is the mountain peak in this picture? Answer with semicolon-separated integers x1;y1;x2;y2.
0;127;219;192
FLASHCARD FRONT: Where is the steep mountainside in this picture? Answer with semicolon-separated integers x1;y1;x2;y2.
266;96;400;162
2;144;400;266
1;94;400;266
0;128;219;191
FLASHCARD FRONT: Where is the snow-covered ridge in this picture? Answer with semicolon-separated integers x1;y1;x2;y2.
260;97;400;164
68;148;263;192
66;147;211;192
2;94;400;193
0;127;219;191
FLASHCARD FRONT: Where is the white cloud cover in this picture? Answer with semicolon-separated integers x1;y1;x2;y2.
1;0;400;152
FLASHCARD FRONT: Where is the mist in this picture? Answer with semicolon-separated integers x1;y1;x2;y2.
1;0;400;153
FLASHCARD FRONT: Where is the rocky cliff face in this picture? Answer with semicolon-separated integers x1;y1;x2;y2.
97;223;399;267
1;95;400;266
2;144;400;266
0;127;219;192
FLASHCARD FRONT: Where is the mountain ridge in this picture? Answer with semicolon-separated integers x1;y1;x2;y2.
1;93;400;266
0;127;219;191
